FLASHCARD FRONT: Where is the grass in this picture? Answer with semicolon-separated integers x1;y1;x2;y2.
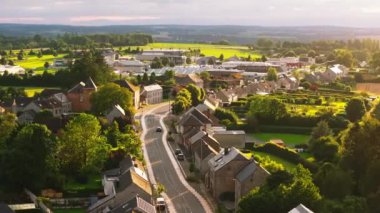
10;54;66;74
249;133;310;146
54;209;85;213
63;174;102;197
0;86;60;97
133;42;261;59
252;151;297;171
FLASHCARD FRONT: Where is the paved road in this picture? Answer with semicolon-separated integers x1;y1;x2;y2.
141;104;210;213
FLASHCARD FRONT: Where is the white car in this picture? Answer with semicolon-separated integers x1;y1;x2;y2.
156;197;166;211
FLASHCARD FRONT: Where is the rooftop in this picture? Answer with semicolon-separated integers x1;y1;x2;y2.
143;84;163;92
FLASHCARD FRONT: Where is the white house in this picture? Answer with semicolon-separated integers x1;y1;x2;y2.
141;84;163;105
322;64;348;82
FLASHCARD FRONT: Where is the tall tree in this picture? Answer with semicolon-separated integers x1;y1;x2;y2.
0;112;17;149
91;83;133;116
0;124;56;192
266;67;278;81
345;98;366;122
58;114;110;176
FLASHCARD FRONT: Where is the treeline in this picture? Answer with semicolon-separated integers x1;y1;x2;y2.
0;50;115;88
0;33;153;50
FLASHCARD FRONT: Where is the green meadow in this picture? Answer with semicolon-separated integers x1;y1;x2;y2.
136;42;261;59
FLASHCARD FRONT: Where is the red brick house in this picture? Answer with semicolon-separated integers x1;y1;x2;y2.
67;77;97;112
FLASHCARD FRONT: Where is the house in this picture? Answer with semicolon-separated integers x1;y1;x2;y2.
267;57;303;68
0;97;34;113
288;204;314;213
177;107;213;136
322;64;348;82
17;110;37;124
207;69;244;87
225;56;241;62
214;89;238;106
0;65;25;75
196;56;219;65
106;105;126;124
88;157;153;213
222;61;286;73
53;59;71;68
234;161;270;209
114;80;141;109
213;130;246;149
102;50;118;66
111;195;156;213
206;147;251;200
141;84;163;105
67;77;97;112
193;139;219;175
24;98;64;117
135;49;188;65
175;73;204;88
52;93;72;113
188;131;221;154
114;60;147;75
277;74;299;90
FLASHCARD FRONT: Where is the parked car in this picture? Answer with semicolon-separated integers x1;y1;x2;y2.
177;152;185;161
156;197;166;211
175;148;182;155
156;127;162;132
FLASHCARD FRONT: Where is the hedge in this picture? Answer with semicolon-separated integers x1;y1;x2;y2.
253;142;318;173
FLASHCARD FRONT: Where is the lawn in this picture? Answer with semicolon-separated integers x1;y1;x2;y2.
252;151;297;171
54;209;85;213
135;42;261;59
11;54;66;74
63;174;102;197
249;133;310;146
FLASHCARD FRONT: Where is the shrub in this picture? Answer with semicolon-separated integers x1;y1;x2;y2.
214;108;239;124
254;142;318;172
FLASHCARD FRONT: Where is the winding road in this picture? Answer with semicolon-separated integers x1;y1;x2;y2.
139;103;212;213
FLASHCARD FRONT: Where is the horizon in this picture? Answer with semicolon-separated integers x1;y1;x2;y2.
2;0;380;27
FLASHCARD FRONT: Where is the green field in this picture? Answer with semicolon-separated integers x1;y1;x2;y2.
136;42;261;59
0;86;60;97
11;54;66;74
63;175;102;197
249;133;310;146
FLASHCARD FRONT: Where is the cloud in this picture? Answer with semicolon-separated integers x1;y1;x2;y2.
361;7;380;14
70;16;160;22
0;17;45;23
25;6;45;11
55;1;84;5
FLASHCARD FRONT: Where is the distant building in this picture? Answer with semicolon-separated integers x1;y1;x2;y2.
67;77;97;112
196;56;219;65
321;64;348;82
53;59;71;68
102;50;118;66
106;105;126;124
0;65;25;75
141;84;163;105
175;73;204;88
222;61;286;73
136;49;188;65
114;60;148;75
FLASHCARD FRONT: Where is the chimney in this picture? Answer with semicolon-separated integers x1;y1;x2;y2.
224;148;229;155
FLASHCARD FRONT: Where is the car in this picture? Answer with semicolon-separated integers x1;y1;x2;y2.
156;197;166;211
175;148;182;155
156;127;162;132
177;153;185;161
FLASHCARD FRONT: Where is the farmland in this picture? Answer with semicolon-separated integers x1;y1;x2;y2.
136;42;261;59
0;86;59;97
249;133;310;146
10;54;66;75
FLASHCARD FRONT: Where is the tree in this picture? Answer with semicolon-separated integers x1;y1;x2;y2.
149;72;156;84
266;67;278;81
0;112;17;149
142;72;149;84
238;166;321;213
37;51;43;58
310;120;332;141
345;98;366;122
161;57;169;66
207;58;215;65
336;49;354;68
186;83;204;106
219;54;224;61
186;57;192;64
0;124;56;192
172;88;192;114
214;108;239;124
44;61;50;70
199;71;210;87
91;83;133;116
284;50;297;57
308;50;317;58
261;55;267;62
248;96;287;121
137;74;142;84
310;136;340;162
58;114;110;176
151;57;163;68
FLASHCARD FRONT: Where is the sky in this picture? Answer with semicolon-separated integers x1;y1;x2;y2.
1;0;380;27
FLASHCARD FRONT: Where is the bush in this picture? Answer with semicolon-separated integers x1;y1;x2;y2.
214;108;239;124
254;142;318;172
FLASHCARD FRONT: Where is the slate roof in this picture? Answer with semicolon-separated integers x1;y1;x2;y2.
111;196;156;213
1;97;35;108
208;147;248;171
179;107;212;127
143;84;162;92
193;139;218;160
114;80;140;93
33;98;62;109
288;204;314;213
68;77;97;93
